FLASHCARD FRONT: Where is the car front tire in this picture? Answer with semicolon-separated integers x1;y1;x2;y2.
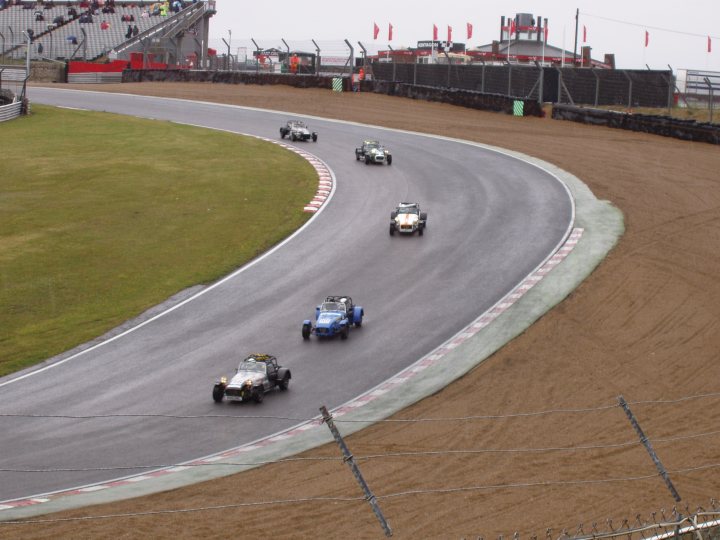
212;386;224;403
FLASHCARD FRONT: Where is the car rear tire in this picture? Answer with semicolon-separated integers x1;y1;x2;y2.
278;374;290;391
212;386;224;403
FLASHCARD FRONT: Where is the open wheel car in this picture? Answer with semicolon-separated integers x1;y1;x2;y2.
212;354;291;404
302;296;364;340
355;140;392;165
280;120;318;142
390;202;427;236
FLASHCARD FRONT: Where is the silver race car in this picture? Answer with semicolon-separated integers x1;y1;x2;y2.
280;120;318;142
212;354;291;404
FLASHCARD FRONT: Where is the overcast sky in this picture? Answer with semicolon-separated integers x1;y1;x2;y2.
208;0;719;73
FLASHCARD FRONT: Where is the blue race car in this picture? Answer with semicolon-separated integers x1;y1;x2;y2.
302;296;364;340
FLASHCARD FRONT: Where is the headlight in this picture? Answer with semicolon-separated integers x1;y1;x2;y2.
220;376;227;385
245;379;253;387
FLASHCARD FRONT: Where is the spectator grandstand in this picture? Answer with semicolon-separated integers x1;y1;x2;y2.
0;0;213;66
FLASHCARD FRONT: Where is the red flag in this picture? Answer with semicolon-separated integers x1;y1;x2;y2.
373;22;379;40
447;25;452;43
510;19;516;36
708;36;712;53
388;23;393;41
645;30;649;47
433;24;438;41
467;22;473;40
583;25;587;43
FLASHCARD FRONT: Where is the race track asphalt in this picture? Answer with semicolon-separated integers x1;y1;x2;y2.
0;89;576;504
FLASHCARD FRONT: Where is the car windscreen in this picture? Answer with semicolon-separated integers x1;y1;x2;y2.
237;361;265;372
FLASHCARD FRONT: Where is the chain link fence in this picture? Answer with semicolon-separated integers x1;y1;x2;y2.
372;62;673;108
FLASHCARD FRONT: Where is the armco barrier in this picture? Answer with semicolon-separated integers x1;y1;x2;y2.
552;104;720;145
68;72;123;84
0;100;23;122
373;80;543;117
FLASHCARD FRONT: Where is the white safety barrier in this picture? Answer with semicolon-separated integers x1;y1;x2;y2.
0;100;23;122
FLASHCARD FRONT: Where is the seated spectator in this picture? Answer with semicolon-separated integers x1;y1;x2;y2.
35;10;44;21
0;0;6;9
26;28;34;40
68;35;78;45
52;15;64;24
125;24;132;38
132;24;138;35
68;6;77;16
100;19;109;30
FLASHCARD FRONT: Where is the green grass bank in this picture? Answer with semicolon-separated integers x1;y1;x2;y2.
0;105;317;376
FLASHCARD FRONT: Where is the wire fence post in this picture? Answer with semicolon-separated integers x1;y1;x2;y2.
622;71;633;110
617;396;682;503
704;77;714;124
319;405;393;538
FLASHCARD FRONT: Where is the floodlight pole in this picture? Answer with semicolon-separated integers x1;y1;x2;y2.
311;38;320;75
573;8;579;67
343;39;354;78
281;38;290;71
251;38;260;74
357;40;367;71
23;31;31;76
221;36;230;70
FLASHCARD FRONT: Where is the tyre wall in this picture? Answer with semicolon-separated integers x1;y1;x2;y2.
552;104;720;145
122;69;337;89
373;81;543;117
121;69;541;116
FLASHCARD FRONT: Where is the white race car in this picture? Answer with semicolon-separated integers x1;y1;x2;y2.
390;202;427;236
212;354;291;404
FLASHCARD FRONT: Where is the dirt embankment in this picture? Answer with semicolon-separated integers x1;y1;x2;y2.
15;82;720;540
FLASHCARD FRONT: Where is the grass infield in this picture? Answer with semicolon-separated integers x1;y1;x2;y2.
0;105;318;376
